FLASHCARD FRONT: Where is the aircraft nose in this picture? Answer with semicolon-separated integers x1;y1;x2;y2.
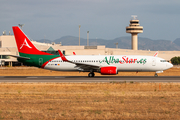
166;62;173;69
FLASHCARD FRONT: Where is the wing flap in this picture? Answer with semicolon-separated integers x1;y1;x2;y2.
74;63;100;70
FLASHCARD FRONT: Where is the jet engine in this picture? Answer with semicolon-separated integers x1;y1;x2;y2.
100;66;117;75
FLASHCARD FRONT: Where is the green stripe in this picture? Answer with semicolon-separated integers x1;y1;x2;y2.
18;52;59;67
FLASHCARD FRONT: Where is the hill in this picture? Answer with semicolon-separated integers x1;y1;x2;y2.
36;36;180;51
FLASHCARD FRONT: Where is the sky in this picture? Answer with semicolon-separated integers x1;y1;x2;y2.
0;0;180;41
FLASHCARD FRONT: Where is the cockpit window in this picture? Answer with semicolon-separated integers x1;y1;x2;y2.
160;60;166;62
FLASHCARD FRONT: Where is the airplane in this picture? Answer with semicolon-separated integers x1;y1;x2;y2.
12;26;173;77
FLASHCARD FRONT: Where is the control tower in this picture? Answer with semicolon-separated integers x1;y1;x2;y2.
126;15;143;50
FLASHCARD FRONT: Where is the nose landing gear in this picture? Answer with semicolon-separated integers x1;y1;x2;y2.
154;73;158;77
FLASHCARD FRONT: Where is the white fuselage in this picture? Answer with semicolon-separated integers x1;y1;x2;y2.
44;55;173;72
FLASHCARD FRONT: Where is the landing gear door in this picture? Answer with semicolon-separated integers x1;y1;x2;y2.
152;58;156;66
39;58;43;66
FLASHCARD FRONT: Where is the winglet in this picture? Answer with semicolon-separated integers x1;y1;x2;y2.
73;52;76;55
153;51;158;57
58;50;68;61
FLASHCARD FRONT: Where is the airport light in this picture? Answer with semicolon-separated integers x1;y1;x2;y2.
79;25;81;46
87;31;89;46
115;42;118;49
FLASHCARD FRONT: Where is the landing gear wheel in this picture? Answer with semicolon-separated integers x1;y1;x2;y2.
88;72;95;77
92;72;95;77
154;73;158;77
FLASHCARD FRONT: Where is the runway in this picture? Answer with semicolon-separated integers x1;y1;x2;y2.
0;76;180;83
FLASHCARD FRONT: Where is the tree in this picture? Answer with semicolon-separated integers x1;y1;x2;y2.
171;56;180;65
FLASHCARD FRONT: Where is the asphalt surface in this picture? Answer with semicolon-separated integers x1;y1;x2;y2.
0;76;180;83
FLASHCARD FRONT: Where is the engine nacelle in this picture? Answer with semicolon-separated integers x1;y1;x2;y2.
100;66;117;75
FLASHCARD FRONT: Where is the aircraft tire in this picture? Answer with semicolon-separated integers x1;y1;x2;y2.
88;73;95;77
92;72;95;77
154;73;158;77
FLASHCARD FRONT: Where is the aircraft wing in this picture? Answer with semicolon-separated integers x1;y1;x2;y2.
74;62;100;70
58;50;100;70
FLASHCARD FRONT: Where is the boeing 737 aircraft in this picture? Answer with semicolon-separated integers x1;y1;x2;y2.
12;26;173;77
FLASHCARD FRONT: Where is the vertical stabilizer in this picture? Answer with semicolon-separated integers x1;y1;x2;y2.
12;26;52;55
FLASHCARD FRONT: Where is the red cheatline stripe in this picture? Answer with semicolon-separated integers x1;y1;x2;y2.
41;57;60;68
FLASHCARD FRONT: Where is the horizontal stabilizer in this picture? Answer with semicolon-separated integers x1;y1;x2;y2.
8;55;30;60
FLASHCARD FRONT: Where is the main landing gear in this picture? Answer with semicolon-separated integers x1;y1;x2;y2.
88;72;95;77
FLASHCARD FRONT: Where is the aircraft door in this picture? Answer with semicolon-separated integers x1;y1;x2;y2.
152;58;156;66
39;58;43;66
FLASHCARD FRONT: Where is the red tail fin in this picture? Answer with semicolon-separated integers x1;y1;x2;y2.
12;26;52;55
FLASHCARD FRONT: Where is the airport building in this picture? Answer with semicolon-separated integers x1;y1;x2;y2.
0;34;180;66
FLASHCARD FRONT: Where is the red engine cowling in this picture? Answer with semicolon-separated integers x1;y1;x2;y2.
100;66;117;75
